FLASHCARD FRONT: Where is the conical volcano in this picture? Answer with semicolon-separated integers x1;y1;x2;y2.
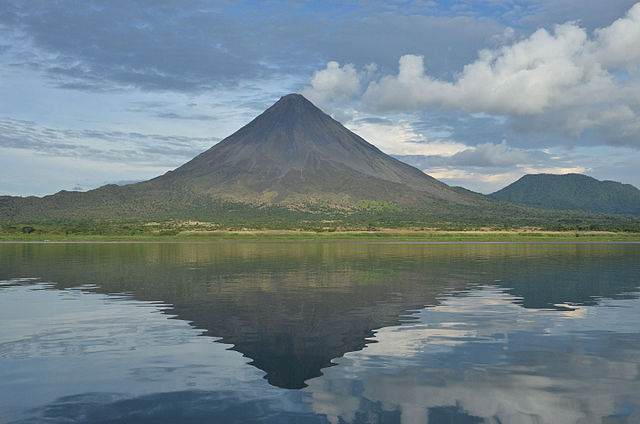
1;94;479;223
151;93;467;206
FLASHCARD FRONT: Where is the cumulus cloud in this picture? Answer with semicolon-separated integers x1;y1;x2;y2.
593;3;640;67
302;61;361;106
363;27;611;115
362;3;640;146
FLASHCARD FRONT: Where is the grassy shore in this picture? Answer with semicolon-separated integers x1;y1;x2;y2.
2;230;640;243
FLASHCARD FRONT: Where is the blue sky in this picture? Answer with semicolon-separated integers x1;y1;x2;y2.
1;0;640;195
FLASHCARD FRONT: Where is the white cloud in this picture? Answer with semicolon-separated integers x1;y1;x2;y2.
361;3;640;145
346;119;467;156
446;140;538;167
519;165;589;175
593;3;640;67
329;109;354;124
425;168;521;192
302;61;361;106
363;26;612;115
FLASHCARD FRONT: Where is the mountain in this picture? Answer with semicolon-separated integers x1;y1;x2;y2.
0;94;479;222
490;173;640;215
147;93;467;205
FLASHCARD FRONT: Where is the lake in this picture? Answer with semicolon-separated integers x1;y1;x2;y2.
1;242;639;423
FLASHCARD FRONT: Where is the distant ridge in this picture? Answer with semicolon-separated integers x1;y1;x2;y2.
490;173;640;215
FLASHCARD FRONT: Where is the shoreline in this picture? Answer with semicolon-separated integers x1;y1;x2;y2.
2;230;640;243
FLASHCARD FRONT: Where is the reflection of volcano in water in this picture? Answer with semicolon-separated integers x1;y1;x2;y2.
1;243;638;389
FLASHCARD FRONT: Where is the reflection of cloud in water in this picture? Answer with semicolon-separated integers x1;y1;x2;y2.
0;283;288;421
305;286;640;424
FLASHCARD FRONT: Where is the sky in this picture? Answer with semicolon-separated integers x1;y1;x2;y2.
1;0;640;196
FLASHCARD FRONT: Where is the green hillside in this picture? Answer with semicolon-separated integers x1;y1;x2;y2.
490;173;640;216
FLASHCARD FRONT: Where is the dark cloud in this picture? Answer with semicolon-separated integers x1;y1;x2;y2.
312;14;505;79
0;0;505;92
2;0;636;94
508;104;640;149
516;0;640;31
0;1;271;91
429;0;638;32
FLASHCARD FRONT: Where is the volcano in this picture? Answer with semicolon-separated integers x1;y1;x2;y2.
145;93;468;206
1;94;479;222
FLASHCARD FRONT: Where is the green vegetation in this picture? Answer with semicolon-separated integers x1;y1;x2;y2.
3;190;640;241
354;200;402;212
2;229;638;242
490;173;640;215
2;201;640;242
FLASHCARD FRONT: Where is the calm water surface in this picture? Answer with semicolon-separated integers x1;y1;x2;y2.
0;243;639;423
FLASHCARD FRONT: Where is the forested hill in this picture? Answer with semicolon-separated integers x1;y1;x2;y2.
490;173;640;216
